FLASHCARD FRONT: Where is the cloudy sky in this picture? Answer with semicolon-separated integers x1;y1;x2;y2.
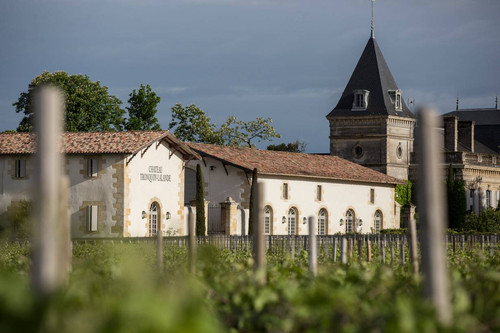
1;0;499;152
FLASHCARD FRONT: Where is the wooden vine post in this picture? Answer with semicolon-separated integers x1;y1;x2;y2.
417;107;451;325
188;207;196;273
252;181;266;284
31;86;70;296
408;218;419;276
157;215;163;271
308;216;317;276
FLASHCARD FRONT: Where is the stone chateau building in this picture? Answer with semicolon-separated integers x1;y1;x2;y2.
1;33;498;238
328;34;500;212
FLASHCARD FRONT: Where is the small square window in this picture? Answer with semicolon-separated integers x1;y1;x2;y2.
283;183;288;200
15;159;27;178
370;188;375;204
87;205;98;232
87;158;98;177
317;185;322;201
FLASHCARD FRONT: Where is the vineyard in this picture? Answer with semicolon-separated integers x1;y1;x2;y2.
1;237;499;333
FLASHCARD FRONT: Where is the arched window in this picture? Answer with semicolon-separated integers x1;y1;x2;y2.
264;206;273;235
149;202;160;237
288;208;297;235
374;210;382;233
318;209;327;235
346;209;355;233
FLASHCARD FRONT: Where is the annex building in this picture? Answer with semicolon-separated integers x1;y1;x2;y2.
185;143;404;235
0;131;200;238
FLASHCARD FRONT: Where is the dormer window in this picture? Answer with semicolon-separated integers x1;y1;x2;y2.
352;89;369;110
388;89;403;111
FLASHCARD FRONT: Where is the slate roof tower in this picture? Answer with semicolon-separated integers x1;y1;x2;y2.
326;36;416;180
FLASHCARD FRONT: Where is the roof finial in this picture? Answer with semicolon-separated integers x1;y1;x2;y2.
456;96;459;111
371;0;375;38
496;95;498;109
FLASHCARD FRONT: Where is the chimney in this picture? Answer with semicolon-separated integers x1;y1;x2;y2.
443;116;458;152
457;120;475;152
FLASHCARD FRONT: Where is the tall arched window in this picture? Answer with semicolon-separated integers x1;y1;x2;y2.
288;208;297;235
149;202;160;237
374;210;382;233
318;209;327;235
264;206;273;235
346;209;355;233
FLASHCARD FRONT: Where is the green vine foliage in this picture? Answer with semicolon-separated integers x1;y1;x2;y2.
395;181;412;207
446;165;467;229
1;242;499;332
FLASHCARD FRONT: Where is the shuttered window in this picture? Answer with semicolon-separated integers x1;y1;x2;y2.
87;158;98;177
87;205;98;232
283;183;288;200
15;159;27;178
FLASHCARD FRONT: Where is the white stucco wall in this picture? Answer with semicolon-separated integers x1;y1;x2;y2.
0;155;33;213
259;175;397;235
186;159;249;207
127;141;186;237
186;158;251;234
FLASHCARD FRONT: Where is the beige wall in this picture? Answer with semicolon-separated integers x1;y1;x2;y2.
0;140;188;238
329;115;415;180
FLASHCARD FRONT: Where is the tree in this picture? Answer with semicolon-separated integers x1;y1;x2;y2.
169;104;222;144
125;84;161;130
195;164;206;236
168;104;281;147
446;164;466;229
218;116;281;148
14;71;125;132
267;140;307;153
248;168;258;236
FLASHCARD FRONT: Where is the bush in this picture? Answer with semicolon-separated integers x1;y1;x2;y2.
0;200;32;240
380;229;407;235
463;208;500;233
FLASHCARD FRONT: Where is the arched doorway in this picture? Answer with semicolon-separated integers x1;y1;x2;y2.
149;202;160;237
264;205;273;235
318;208;327;235
288;207;297;235
346;209;355;233
374;210;383;233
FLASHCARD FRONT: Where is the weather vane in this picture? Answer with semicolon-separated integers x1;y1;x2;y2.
371;0;375;38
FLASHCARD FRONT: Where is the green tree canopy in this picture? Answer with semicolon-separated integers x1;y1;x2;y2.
218;116;280;148
14;71;125;132
168;104;222;144
125;84;161;131
267;141;307;153
169;104;281;147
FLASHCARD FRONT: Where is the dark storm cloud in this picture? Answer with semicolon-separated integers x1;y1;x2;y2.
1;0;499;152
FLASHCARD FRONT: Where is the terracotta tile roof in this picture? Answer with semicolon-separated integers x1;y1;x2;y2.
188;143;404;185
0;131;200;159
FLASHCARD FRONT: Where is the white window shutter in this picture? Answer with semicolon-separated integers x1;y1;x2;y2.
87;158;98;177
87;205;98;231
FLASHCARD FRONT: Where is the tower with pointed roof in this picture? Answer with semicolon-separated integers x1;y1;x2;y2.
326;35;416;180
